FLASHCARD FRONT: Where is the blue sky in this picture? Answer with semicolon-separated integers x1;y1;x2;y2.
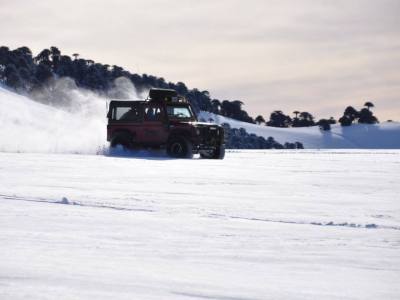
1;0;399;120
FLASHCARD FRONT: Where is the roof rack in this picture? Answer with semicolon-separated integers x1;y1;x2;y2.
108;88;188;105
148;88;188;103
108;99;143;102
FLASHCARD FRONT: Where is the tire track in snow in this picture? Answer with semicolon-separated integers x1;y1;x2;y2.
2;194;399;231
0;194;154;213
207;213;400;231
172;291;260;300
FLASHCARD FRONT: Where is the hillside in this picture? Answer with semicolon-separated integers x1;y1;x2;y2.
0;86;399;153
0;46;254;123
200;111;400;149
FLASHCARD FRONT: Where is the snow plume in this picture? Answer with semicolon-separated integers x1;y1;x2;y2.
0;78;142;154
108;77;148;100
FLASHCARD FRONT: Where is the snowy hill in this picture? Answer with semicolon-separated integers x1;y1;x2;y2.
0;86;399;153
199;111;400;149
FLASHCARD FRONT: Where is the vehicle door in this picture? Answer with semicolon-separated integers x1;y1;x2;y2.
141;104;169;145
108;103;143;141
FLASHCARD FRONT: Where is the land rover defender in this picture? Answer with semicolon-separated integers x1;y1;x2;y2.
107;88;225;159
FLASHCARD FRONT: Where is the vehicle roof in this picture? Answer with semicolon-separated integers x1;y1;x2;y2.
109;100;145;106
109;100;191;106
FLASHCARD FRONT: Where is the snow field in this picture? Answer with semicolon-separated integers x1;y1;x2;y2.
1;150;399;299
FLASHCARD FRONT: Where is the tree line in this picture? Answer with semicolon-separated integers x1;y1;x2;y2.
254;102;379;131
0;46;381;130
0;46;253;122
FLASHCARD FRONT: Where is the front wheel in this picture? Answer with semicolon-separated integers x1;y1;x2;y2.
167;137;193;158
200;145;225;159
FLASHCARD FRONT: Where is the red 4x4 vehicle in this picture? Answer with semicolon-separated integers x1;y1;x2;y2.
107;88;225;159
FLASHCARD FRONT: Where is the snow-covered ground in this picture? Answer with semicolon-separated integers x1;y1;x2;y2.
1;86;399;298
1;150;399;299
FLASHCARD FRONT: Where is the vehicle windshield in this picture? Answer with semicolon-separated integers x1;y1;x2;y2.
167;105;194;120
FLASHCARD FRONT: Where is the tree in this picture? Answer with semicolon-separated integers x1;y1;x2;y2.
50;46;61;72
298;111;315;127
15;46;32;57
211;99;221;114
358;108;378;124
339;115;353;126
35;63;53;82
317;119;331;131
35;49;51;64
231;100;244;119
339;106;359;126
50;46;61;57
293;110;300;118
175;81;188;95
221;100;232;117
4;64;22;88
344;106;359;119
267;111;292;127
364;101;374;110
255;115;265;124
56;55;73;77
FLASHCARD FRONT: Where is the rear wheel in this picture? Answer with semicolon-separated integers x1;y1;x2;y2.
110;133;134;151
167;137;193;158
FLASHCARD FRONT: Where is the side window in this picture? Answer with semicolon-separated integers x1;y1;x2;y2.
114;106;141;121
144;105;163;121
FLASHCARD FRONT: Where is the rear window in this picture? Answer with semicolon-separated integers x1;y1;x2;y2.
113;106;142;121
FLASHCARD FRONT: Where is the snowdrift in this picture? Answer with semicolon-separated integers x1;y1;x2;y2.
0;85;399;154
199;111;400;149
